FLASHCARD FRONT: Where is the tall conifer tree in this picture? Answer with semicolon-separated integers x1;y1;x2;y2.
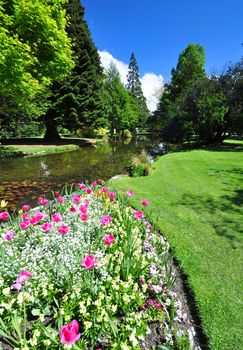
126;52;149;126
44;0;104;140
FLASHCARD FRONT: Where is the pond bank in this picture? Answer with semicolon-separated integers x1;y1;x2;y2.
0;138;98;159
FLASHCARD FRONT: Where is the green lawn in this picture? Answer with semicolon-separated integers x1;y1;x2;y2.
111;147;243;350
0;144;79;158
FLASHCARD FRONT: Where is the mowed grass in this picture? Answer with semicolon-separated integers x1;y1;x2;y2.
111;146;243;350
1;144;79;157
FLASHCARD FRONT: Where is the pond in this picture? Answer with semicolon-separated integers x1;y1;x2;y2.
0;139;166;211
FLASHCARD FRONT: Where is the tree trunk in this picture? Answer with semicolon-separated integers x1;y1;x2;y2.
44;121;61;141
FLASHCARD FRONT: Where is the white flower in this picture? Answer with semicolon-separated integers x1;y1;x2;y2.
2;287;10;295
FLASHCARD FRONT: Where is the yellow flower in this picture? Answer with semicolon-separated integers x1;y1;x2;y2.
0;200;8;208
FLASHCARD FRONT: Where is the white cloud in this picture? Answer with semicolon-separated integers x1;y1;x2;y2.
98;51;128;85
141;73;164;111
98;50;164;111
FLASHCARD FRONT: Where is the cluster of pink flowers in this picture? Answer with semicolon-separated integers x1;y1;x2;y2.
20;212;47;230
138;299;164;312
38;197;49;206
12;271;32;291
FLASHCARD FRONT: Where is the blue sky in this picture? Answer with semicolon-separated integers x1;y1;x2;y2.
82;0;242;110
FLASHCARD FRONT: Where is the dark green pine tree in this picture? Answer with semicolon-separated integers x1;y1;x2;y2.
126;52;149;127
44;0;104;140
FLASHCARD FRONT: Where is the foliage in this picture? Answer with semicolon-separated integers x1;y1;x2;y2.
0;0;74;108
153;43;206;141
0;182;191;349
126;52;149;126
154;45;243;144
43;0;104;140
103;63;140;134
128;150;152;177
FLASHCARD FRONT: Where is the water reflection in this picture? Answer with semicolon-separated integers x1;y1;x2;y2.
0;139;165;211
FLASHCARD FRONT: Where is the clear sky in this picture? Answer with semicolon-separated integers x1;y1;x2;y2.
81;0;242;110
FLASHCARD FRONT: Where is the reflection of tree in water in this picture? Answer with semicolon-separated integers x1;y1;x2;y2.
0;138;167;210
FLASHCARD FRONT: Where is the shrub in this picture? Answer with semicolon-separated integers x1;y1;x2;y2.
128;149;153;177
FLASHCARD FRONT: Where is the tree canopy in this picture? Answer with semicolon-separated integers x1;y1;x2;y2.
0;0;74;107
126;52;149;126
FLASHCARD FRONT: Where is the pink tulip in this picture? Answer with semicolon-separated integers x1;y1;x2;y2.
42;222;52;232
142;199;149;206
91;181;97;187
97;179;103;184
52;213;62;223
11;283;22;291
20;221;30;230
30;213;46;225
79;205;88;214
4;230;14;241
100;215;112;226
86;188;92;195
102;187;108;193
134;210;144;219
35;212;47;221
147;224;153;231
22;205;30;211
80;213;88;221
77;183;86;190
30;217;39;226
103;234;115;246
72;195;81;204
82;255;98;270
38;196;43;203
58;225;69;235
83;199;89;206
57;196;64;203
60;320;80;346
54;191;59;197
38;197;48;206
22;213;29;222
70;207;76;213
126;190;134;197
0;212;10;221
109;192;116;201
17;271;32;284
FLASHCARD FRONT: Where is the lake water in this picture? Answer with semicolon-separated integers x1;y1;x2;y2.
0;139;166;211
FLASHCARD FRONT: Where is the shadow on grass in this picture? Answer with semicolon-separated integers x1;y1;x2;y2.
176;190;243;249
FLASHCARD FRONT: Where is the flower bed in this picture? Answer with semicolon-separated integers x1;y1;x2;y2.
0;181;193;349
